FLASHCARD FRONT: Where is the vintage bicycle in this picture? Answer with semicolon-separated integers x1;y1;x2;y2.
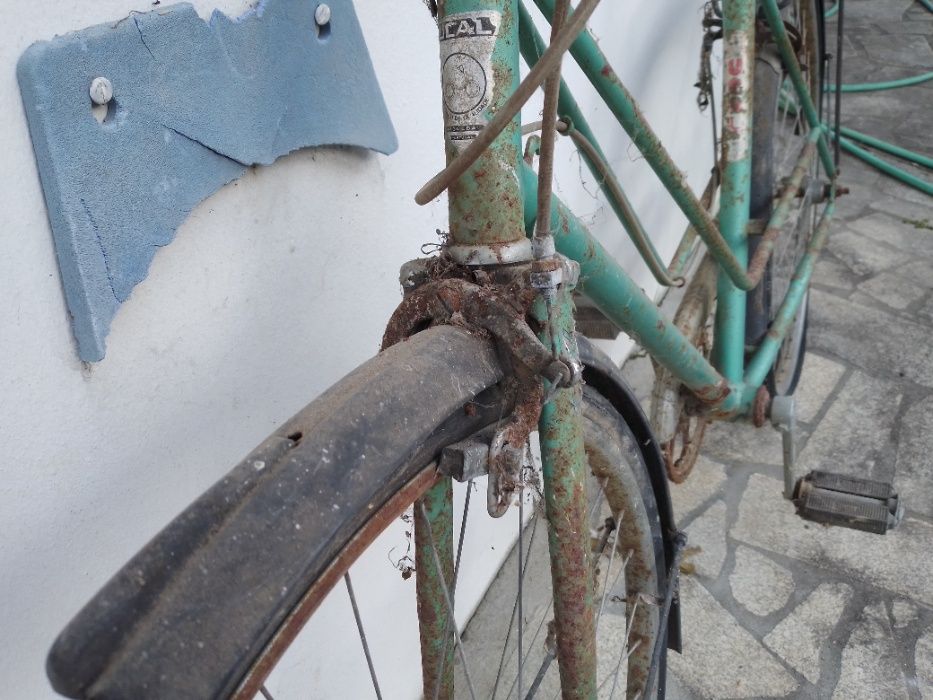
44;0;902;698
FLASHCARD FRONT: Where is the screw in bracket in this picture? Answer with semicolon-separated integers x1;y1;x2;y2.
314;3;331;26
89;77;113;106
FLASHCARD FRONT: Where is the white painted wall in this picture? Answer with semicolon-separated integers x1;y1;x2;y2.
0;0;717;697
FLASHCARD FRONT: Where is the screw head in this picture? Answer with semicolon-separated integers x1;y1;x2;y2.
89;77;113;106
314;3;331;26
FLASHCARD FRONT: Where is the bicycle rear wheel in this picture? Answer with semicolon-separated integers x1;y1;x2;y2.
46;326;669;699
746;0;823;395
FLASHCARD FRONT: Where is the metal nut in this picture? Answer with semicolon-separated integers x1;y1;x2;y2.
530;267;563;291
89;77;113;106
314;3;331;26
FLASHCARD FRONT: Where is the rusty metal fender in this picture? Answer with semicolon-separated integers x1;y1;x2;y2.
46;326;506;700
576;335;683;655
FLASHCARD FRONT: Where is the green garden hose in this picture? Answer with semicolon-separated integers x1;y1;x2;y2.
838;137;933;196
826;71;933;93
816;2;932;195
838;126;933;171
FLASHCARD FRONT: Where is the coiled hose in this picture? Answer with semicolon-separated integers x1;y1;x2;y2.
821;1;933;195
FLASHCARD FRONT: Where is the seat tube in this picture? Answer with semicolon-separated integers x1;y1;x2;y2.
436;0;531;264
712;0;755;382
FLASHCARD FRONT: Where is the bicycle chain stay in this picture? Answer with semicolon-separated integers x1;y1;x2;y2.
382;258;579;516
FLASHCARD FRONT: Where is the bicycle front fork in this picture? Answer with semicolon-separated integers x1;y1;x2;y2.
534;270;598;700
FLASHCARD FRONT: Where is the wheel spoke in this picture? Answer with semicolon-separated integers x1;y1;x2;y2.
504;600;554;700
491;513;541;699
419;502;478;700
607;596;642;700
344;573;384;700
432;481;475;699
524;649;556;700
517;492;525;700
588;477;608;523
595;510;624;634
259;685;274;700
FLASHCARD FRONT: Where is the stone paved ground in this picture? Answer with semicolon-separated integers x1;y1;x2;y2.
622;2;933;697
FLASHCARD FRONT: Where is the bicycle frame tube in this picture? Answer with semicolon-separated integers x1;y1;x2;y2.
531;0;754;292
438;0;529;262
519;164;741;414
517;4;680;289
512;0;839;417
712;0;754;382
744;202;835;388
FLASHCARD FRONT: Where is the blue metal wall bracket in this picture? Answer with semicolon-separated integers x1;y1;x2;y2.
18;0;397;361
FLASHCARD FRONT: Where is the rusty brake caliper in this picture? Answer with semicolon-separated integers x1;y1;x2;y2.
382;257;580;517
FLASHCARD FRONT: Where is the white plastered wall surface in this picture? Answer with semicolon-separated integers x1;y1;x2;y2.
0;0;718;697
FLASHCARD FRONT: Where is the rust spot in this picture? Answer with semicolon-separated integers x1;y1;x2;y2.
752;385;771;428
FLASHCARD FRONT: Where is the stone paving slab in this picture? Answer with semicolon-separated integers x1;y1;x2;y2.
833;601;909;700
855;261;933;310
729;546;795;618
797;370;902;482
794;353;847;424
812;253;859;293
851;210;933;257
681;500;728;580
763;582;853;685
824;227;911;277
668;577;798;699
894;395;933;519
809;288;933;387
844;0;913;21
668;455;727;520
917;630;933;699
858;34;933;67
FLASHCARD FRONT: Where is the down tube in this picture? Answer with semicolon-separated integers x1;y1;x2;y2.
520;164;738;411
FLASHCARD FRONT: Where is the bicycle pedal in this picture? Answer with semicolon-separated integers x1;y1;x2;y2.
793;470;904;535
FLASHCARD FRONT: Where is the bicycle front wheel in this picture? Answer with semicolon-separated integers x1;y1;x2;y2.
47;326;668;699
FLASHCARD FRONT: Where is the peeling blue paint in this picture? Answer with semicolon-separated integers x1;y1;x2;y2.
17;0;397;361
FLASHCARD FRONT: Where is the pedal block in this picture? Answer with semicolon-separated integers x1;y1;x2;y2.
573;294;620;339
793;470;904;534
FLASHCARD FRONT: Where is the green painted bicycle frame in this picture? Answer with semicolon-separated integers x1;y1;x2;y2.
422;0;838;696
517;0;837;416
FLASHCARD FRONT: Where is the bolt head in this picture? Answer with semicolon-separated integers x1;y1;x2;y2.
89;77;113;106
314;3;331;25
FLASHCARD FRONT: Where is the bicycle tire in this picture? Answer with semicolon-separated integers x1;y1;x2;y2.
46;326;670;699
745;0;823;396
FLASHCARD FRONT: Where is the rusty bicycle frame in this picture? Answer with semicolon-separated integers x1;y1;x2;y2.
413;0;837;697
